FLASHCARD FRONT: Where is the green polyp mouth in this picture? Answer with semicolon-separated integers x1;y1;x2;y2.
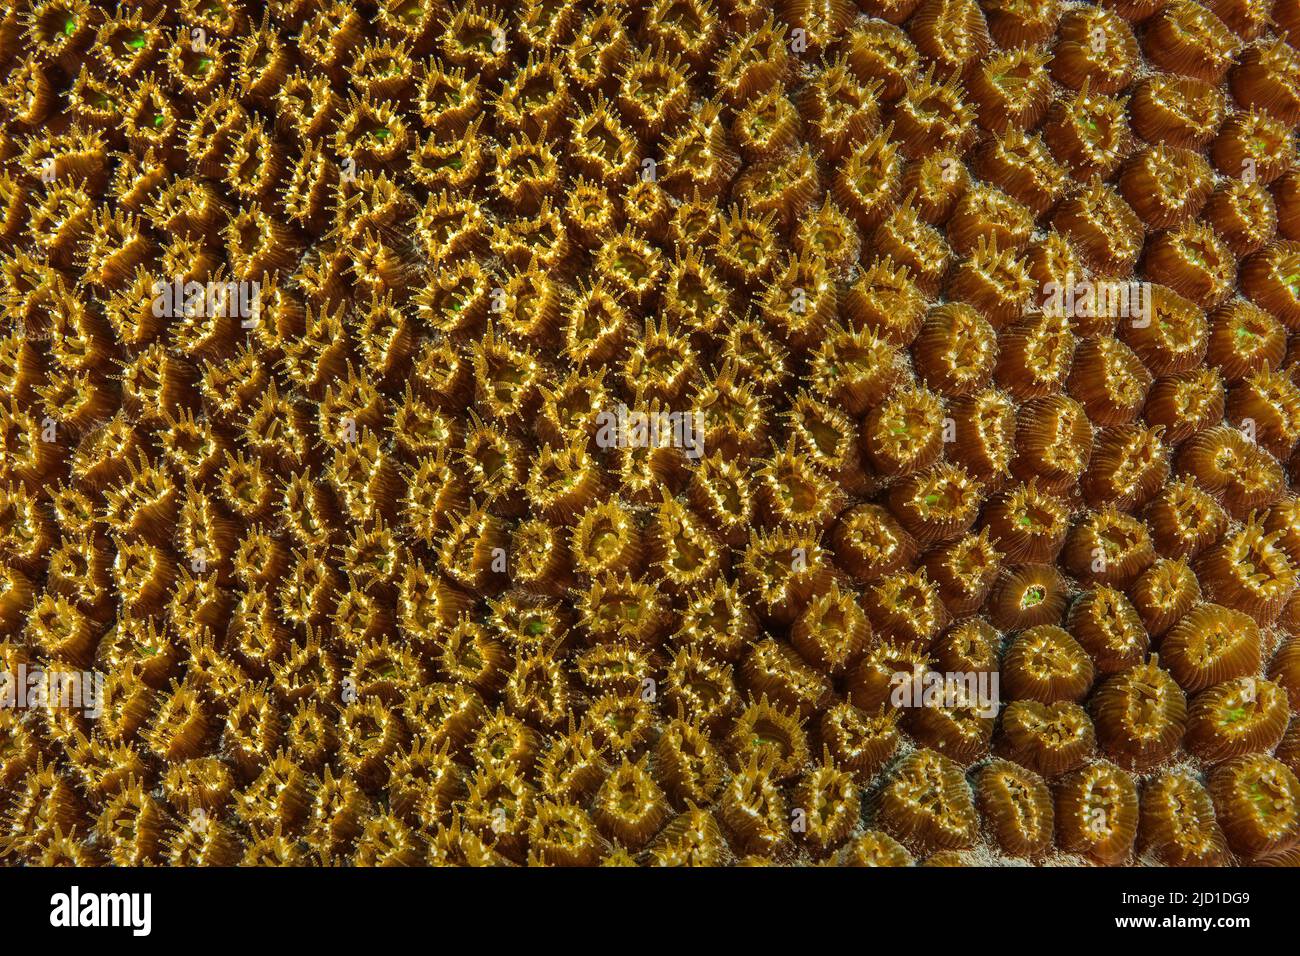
1023;585;1045;607
64;17;77;36
1247;783;1276;813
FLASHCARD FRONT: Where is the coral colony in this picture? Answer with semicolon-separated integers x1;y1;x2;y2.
1;0;1300;869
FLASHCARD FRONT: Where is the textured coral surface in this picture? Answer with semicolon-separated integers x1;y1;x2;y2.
2;0;1300;867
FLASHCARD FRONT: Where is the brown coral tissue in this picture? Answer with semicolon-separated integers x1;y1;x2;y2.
0;0;1298;880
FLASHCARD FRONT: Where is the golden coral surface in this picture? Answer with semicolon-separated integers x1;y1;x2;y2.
2;0;1300;867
